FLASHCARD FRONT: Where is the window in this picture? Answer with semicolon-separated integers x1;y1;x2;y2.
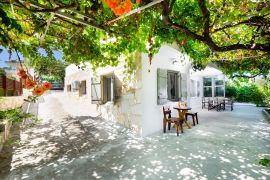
103;76;113;102
204;87;212;97
80;80;86;95
203;77;212;86
157;68;186;105
67;85;71;92
215;86;224;97
167;71;179;101
91;75;115;104
203;77;212;97
203;76;225;97
214;76;224;97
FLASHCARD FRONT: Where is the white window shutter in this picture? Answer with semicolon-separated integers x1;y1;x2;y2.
181;73;188;99
111;75;115;102
178;72;181;99
91;77;102;104
157;68;168;105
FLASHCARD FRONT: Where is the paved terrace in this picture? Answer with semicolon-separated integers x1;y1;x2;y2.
1;92;270;180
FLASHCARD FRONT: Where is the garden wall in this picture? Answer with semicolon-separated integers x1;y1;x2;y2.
0;75;22;96
0;120;12;153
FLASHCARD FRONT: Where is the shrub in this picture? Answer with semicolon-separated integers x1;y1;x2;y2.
225;84;237;98
0;108;33;123
259;158;270;167
0;88;4;96
225;83;267;106
7;89;13;96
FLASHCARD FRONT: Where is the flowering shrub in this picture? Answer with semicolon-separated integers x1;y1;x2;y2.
103;0;140;16
17;69;51;100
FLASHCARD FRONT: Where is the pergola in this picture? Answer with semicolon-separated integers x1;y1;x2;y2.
16;0;163;31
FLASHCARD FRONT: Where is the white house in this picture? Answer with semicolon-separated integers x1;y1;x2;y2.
65;44;225;136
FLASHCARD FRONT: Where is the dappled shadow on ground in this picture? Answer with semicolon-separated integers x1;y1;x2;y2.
0;123;21;178
5;115;104;170
5;111;270;180
2;96;270;180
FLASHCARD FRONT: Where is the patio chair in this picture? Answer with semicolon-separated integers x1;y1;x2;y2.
202;97;209;109
208;99;220;111
185;112;199;126
225;98;234;111
163;106;184;136
220;98;226;111
208;99;215;111
216;97;225;111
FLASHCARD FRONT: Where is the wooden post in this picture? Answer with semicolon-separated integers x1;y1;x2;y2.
13;80;16;96
19;79;23;95
2;75;7;96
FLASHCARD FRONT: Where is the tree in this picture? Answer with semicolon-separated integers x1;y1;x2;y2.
0;0;269;78
27;54;67;82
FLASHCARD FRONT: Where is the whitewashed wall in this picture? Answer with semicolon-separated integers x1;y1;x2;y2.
189;71;203;108
189;67;225;108
64;56;143;135
65;63;92;100
141;45;192;136
97;55;143;135
64;45;225;137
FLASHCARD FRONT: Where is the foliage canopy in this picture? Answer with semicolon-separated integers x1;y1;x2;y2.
0;0;270;78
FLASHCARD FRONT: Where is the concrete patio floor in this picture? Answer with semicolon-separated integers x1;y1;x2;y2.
1;92;270;180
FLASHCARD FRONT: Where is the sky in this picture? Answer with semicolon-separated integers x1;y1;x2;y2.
0;46;63;68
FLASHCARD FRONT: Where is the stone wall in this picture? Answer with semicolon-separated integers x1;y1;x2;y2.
0;96;25;111
98;53;143;135
64;53;143;135
0;120;12;152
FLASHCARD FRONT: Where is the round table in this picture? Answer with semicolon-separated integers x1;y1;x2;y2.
173;106;192;129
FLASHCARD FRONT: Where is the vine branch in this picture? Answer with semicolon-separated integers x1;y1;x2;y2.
161;0;270;52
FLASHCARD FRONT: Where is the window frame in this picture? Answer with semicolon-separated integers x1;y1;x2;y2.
203;76;225;97
80;80;87;95
167;70;179;102
203;77;213;97
214;76;225;97
102;75;113;103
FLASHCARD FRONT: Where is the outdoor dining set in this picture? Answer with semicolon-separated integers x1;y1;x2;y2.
163;97;234;136
163;102;198;136
202;97;234;111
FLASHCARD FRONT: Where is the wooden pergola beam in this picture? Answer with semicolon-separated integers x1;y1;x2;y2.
65;8;94;21
18;0;105;31
40;13;55;44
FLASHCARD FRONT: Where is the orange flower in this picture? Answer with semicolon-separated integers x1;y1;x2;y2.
32;86;45;97
42;82;52;91
107;0;118;9
21;74;27;80
17;68;27;77
24;79;36;89
136;0;140;5
105;0;132;16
